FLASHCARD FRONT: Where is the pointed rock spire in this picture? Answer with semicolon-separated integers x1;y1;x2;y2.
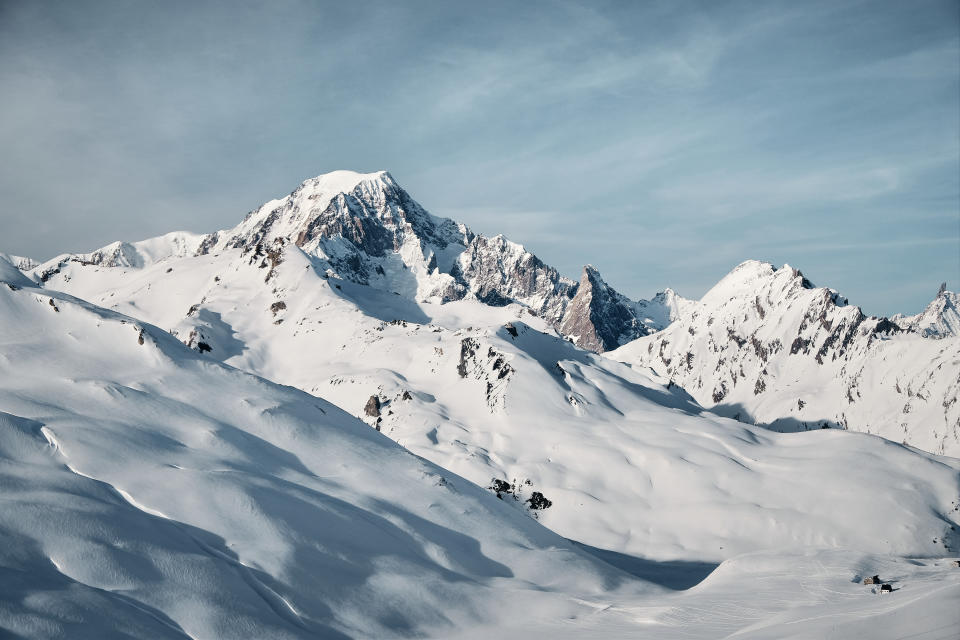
559;265;647;353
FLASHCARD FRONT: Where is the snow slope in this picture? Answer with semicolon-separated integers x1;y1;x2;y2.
14;244;960;561
3;249;959;638
4;171;960;636
0;262;654;638
611;261;960;457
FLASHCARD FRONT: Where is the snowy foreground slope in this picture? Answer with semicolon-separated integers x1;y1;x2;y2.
0;265;657;638
611;261;960;457
3;261;960;633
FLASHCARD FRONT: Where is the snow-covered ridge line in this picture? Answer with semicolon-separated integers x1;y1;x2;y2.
2;261;959;638
25;170;682;352
10;174;956;457
610;260;960;456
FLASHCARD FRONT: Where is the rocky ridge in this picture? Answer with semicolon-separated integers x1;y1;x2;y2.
610;261;960;456
893;284;960;339
27;170;679;352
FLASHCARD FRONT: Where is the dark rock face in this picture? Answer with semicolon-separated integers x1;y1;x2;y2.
295;194;398;257
559;266;649;353
364;395;381;418
452;234;576;322
67;170;654;352
457;338;514;411
202;173;657;349
457;338;479;378
527;491;552;510
489;478;511;499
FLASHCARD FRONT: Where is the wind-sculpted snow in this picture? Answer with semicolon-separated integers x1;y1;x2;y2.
2;256;959;637
611;260;960;456
0;279;653;638
13;246;959;558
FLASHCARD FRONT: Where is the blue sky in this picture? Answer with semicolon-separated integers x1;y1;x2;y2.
0;0;957;316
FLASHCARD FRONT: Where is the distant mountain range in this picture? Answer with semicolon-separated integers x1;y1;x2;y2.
17;169;959;455
2;169;959;637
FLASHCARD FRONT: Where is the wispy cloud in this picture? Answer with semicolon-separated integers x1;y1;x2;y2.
0;0;956;316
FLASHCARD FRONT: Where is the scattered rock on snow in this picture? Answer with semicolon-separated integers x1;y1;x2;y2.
527;491;552;510
364;395;381;418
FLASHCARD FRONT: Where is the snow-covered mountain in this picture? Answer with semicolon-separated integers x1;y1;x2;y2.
3;248;960;638
4;171;960;637
893;283;960;339
17;240;959;558
1;261;662;638
611;260;960;456
31;170;677;352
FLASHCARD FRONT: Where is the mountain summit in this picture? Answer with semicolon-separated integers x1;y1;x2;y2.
34;170;680;352
560;265;648;352
19;174;958;455
610;261;960;456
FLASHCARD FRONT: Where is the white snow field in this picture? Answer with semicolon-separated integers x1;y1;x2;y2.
27;170;958;457
0;269;653;638
2;169;959;637
3;271;959;638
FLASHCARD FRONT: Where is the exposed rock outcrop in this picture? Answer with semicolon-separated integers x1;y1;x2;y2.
559;265;649;352
364;395;381;418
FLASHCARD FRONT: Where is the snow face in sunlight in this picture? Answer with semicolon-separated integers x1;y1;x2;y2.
2;171;959;638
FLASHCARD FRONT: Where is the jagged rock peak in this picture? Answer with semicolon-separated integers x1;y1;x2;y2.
206;169;468;257
27;169;661;353
559;264;648;353
893;284;960;338
453;234;576;315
